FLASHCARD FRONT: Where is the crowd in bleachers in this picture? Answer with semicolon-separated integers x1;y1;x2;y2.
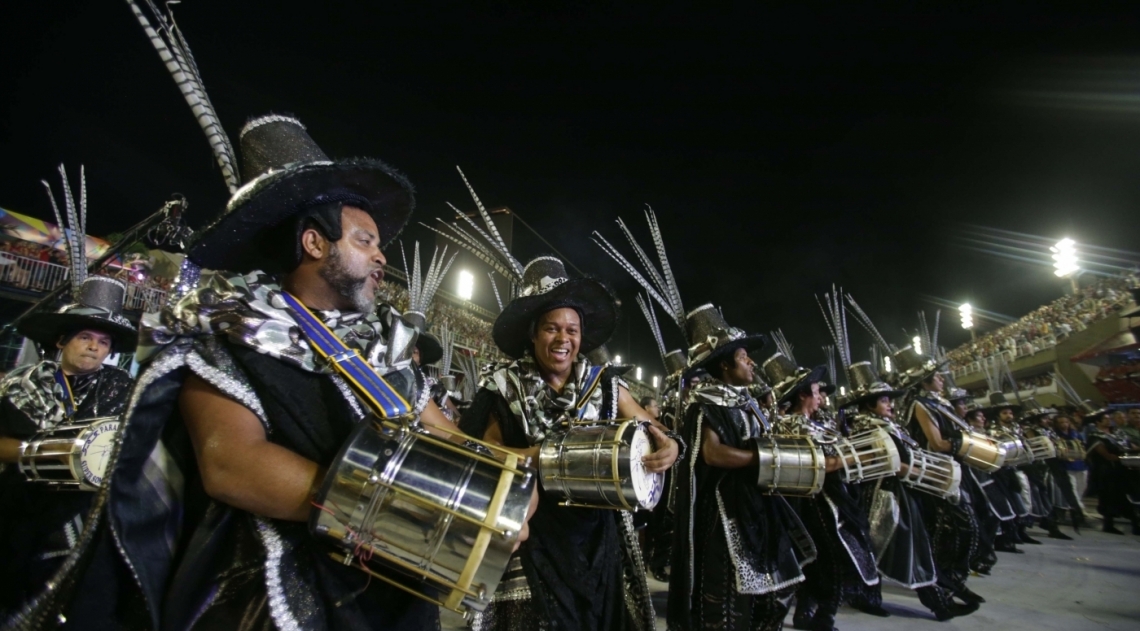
965;373;1056;398
947;272;1139;370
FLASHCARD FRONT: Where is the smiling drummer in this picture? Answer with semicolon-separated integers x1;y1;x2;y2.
0;169;136;626
458;253;679;631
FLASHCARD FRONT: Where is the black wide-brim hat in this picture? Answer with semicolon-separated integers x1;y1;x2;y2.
683;304;768;376
416;332;443;366
777;365;828;406
493;256;618;359
18;277;138;352
847;382;907;409
188;115;415;272
980;392;1023;417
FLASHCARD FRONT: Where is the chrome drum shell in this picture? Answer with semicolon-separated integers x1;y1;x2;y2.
754;435;825;496
18;417;121;491
539;420;664;511
310;418;535;615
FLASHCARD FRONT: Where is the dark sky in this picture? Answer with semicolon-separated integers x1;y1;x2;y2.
3;1;1140;378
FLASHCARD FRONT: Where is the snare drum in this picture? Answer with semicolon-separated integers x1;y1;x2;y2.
754;435;825;496
539;419;664;511
18;417;121;491
311;418;535;615
1059;439;1085;461
1121;455;1140;470
836;427;901;484
1025;435;1057;461
901;449;962;500
993;432;1034;467
956;431;1007;473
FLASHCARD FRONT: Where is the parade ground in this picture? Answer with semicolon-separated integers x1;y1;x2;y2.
443;523;1140;631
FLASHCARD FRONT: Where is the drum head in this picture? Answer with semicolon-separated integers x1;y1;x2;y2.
79;419;121;488
629;424;664;510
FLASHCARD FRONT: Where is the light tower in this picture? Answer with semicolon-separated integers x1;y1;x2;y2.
959;303;975;341
1051;238;1080;294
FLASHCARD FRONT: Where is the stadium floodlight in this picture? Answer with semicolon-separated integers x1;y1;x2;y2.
635;366;643;381
912;335;923;356
614;354;622;365
959;303;974;330
884;356;893;374
652;375;659;388
839;385;846;396
1051;238;1079;278
457;270;475;300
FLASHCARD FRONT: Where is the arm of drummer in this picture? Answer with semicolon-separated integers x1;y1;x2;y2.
418;400;464;440
700;425;756;469
913;402;953;453
0;437;20;464
180;374;321;522
1089;442;1120;462
617;385;679;473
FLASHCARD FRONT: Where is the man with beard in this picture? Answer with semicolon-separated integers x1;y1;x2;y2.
98;116;485;630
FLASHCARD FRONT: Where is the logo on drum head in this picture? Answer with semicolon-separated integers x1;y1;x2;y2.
80;420;120;487
630;428;665;510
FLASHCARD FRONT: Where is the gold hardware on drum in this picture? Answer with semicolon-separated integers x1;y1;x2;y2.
956;431;1007;472
900;449;962;500
538;419;665;511
1024;435;1057;461
834;427;902;484
18;416;121;491
310;417;536;617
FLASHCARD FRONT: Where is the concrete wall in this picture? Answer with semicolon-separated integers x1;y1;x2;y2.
955;316;1127;404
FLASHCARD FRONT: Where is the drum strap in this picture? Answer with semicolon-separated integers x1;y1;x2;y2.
54;368;76;418
574;366;606;419
745;399;771;433
281;292;411;418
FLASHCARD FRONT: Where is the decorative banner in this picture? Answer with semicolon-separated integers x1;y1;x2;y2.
0;206;111;258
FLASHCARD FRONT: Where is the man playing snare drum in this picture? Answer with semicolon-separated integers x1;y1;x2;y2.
101;116;477;630
0;169;136;628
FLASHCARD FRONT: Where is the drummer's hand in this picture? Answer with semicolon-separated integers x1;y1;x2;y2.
643;424;679;473
514;485;540;552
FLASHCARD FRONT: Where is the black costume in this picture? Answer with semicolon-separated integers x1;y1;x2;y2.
907;391;982;612
668;381;815;631
848;413;940;592
461;356;656;631
1087;427;1138;529
774;412;878;629
107;271;438;630
0;360;134;628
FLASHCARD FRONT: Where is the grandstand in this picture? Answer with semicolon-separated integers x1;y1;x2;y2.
948;272;1140;406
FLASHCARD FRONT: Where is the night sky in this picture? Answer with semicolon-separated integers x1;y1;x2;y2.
3;2;1140;378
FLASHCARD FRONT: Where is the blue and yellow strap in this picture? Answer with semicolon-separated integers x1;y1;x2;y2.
54;368;76;418
280;292;411;418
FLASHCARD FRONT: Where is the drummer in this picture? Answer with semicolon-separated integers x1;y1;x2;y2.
667;306;814;631
0;171;136;627
1086;409;1139;534
100;116;467;630
901;347;984;618
458;254;678;630
846;362;965;619
764;348;881;631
